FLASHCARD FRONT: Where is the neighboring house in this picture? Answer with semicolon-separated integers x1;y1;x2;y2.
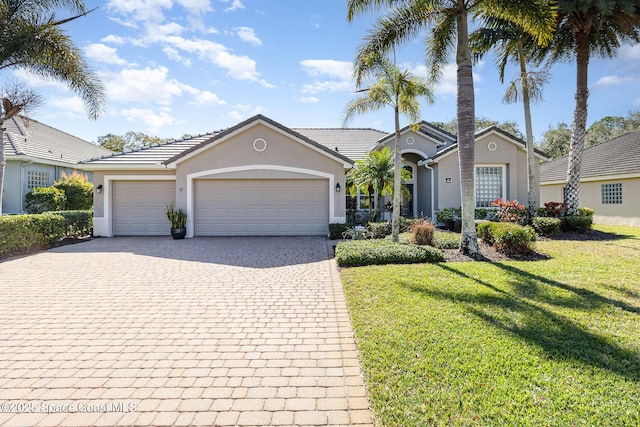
540;130;640;227
82;114;548;237
1;116;112;214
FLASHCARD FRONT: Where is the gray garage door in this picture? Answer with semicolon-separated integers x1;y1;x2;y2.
112;180;175;236
194;179;329;236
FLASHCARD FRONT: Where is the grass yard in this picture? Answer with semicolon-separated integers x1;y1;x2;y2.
341;225;640;426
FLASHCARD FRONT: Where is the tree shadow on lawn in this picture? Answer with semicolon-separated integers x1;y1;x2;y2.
401;263;640;381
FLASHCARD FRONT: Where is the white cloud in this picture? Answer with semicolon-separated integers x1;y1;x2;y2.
221;0;244;12
235;27;262;46
47;96;86;115
592;75;635;89
300;96;319;103
107;0;172;23
85;43;128;65
101;34;126;44
300;59;353;81
192;90;226;105
619;44;640;61
163;47;192;66
163;36;273;87
121;108;183;133
12;68;68;91
228;104;264;120
105;66;196;105
301;80;352;94
176;0;211;14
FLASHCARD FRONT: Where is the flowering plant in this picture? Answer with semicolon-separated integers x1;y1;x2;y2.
491;198;526;224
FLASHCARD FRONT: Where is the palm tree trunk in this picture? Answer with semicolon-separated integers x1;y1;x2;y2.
565;30;590;216
391;106;401;242
518;41;537;221
456;5;480;258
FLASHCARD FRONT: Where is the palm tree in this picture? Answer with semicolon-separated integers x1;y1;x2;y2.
347;0;555;258
0;0;105;215
470;19;550;221
534;0;640;215
343;53;433;242
347;147;411;223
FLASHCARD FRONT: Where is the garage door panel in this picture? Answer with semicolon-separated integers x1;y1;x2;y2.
195;179;328;236
113;181;175;236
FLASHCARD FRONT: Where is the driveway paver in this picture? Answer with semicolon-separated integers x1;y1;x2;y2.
0;236;373;426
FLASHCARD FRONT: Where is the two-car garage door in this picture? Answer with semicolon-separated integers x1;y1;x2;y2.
111;179;329;236
194;179;328;236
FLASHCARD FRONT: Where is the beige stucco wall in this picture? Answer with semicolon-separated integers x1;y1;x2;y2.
540;177;640;227
174;122;347;219
436;132;541;210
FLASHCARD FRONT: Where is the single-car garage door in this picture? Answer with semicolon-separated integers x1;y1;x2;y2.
195;179;328;236
112;180;175;235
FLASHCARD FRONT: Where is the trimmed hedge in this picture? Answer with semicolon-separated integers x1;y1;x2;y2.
477;222;536;255
335;239;444;267
329;223;350;240
0;211;92;258
561;215;593;233
368;222;392;239
532;216;561;237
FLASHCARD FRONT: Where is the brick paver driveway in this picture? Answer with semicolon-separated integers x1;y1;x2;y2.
0;237;373;426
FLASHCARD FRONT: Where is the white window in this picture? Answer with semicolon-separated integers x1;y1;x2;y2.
27;170;50;189
475;165;505;208
601;183;622;204
346;190;374;211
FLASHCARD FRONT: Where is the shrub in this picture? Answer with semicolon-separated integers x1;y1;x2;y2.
53;171;93;210
541;202;567;218
335;239;444;267
433;230;460;249
435;207;461;224
25;187;66;213
368;222;391;239
410;218;435;246
578;207;595;217
475;208;489;220
329;223;350;240
478;222;536;255
50;210;93;237
561;215;593;233
532;217;561;237
0;213;66;257
491;198;526;224
342;225;371;240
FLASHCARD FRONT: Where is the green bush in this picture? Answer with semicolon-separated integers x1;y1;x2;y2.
410;219;435;246
25;187;66;213
532;216;561;237
475;208;489;219
329;223;350;240
53;171;93;210
368;222;391;239
433;230;460;249
435;207;461;225
478;222;536;255
335;239;444;267
561;215;593;233
0;213;66;257
50;210;93;237
578;207;595;217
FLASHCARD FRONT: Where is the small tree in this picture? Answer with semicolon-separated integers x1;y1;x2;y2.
25;187;65;213
53;171;93;210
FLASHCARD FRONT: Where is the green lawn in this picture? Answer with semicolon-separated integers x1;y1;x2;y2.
341;225;640;426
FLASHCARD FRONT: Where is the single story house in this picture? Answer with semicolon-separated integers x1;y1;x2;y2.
1;116;112;214
540;130;640;227
82;114;549;237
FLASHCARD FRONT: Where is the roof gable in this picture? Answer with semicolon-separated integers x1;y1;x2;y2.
166;114;354;166
540;130;640;182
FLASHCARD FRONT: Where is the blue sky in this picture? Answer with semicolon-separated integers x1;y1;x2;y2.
6;0;640;144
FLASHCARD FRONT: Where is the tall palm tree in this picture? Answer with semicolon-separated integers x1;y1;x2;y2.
470;19;550;220
347;0;555;258
343;53;433;242
534;0;640;215
347;147;396;222
0;0;105;215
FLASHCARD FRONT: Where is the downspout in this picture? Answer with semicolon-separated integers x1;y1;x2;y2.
417;159;435;221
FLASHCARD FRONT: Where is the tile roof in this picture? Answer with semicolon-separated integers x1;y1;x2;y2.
293;128;388;161
540;130;640;182
81;133;220;166
3;116;112;165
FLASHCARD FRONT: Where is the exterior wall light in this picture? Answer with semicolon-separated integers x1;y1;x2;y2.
335;183;341;192
96;184;103;193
